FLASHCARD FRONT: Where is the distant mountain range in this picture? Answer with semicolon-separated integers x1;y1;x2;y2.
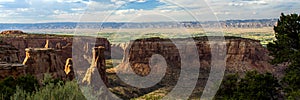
0;19;277;30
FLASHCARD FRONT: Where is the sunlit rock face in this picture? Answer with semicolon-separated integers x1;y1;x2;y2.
0;30;25;35
64;58;74;80
82;46;108;87
23;48;66;81
114;37;274;76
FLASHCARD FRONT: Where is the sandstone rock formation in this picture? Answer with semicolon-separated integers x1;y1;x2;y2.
64;58;74;80
82;46;108;87
0;35;111;62
0;41;20;63
0;32;111;83
0;42;26;80
0;30;25;35
0;63;26;80
23;48;66;81
82;47;108;85
115;37;274;76
109;37;275;93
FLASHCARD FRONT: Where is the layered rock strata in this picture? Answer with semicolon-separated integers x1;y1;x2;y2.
0;35;111;62
115;37;274;76
110;37;274;95
0;42;26;80
82;46;108;87
22;48;66;81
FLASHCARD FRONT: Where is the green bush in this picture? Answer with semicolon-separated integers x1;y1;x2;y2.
11;80;86;100
0;74;88;100
0;74;38;100
215;71;281;100
11;74;86;100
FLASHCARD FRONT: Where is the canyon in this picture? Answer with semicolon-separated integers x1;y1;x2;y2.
113;37;273;75
108;36;276;99
0;31;109;86
0;34;111;62
0;30;280;99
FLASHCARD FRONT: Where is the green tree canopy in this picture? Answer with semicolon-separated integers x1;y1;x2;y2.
215;71;280;100
267;13;300;99
267;13;300;64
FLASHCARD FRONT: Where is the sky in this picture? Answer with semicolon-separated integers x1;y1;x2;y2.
0;0;299;23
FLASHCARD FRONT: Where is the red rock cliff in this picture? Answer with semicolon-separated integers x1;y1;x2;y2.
115;37;273;76
0;42;25;80
0;35;111;62
22;48;66;81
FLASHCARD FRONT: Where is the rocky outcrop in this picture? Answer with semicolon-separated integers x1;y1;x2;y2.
0;63;26;80
0;30;25;35
115;37;274;76
64;58;74;80
22;48;66;81
82;46;108;87
0;34;111;62
0;42;25;80
0;33;111;82
0;42;20;63
109;37;274;91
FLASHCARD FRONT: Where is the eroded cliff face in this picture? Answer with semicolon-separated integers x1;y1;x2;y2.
82;46;108;87
0;42;25;80
0;32;111;83
64;58;74;80
22;48;66;81
0;42;20;63
0;35;111;62
114;37;274;76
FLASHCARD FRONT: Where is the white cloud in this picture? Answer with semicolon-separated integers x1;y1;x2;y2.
115;9;140;15
0;0;300;23
16;8;30;12
228;2;244;7
242;0;268;5
53;10;67;14
0;0;15;3
136;0;147;3
71;8;85;11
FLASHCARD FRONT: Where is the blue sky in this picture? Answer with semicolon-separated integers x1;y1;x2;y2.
0;0;299;23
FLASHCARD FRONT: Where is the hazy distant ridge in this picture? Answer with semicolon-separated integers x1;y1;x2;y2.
0;19;277;30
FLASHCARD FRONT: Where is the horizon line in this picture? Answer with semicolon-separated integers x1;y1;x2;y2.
0;18;279;24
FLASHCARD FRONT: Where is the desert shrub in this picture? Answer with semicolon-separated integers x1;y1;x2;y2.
11;75;86;100
0;75;38;100
42;73;64;86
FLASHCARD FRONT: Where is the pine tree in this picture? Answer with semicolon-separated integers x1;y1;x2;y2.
267;13;300;99
267;13;300;64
